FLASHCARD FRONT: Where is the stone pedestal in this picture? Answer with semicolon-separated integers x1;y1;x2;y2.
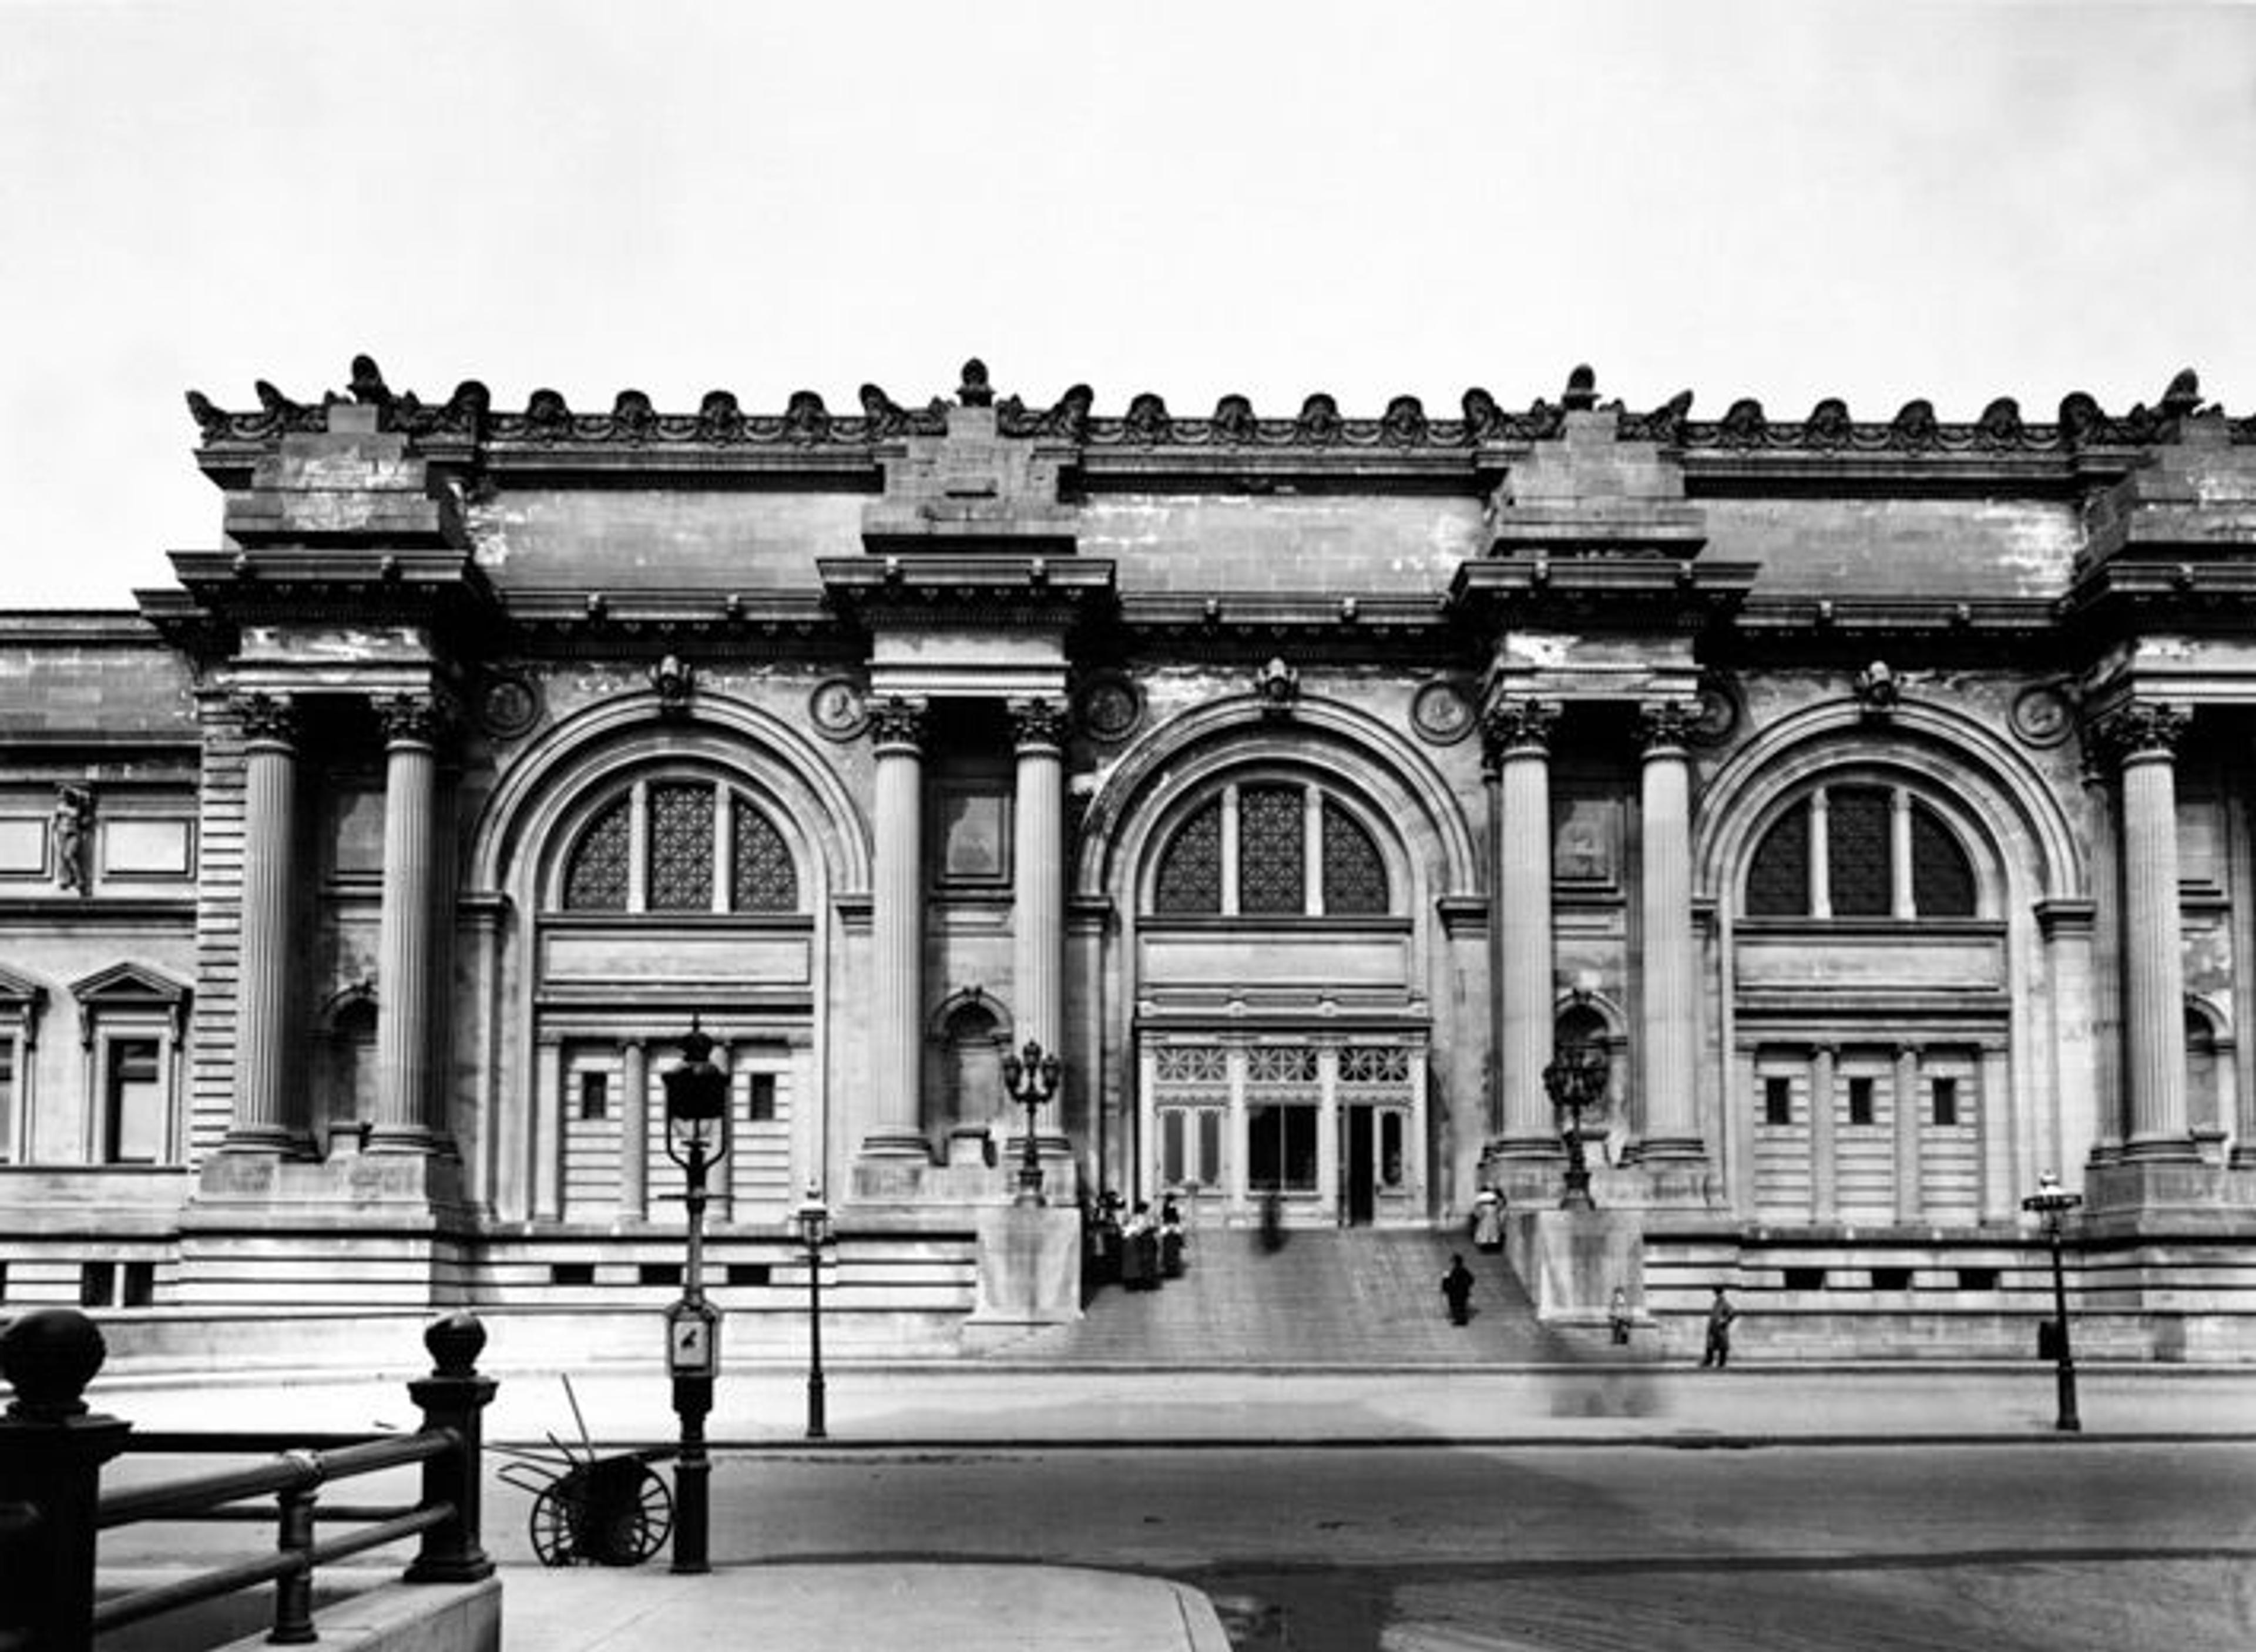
1504;1208;1646;1327
962;1205;1083;1347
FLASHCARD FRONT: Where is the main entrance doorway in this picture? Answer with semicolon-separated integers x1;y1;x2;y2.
1142;1035;1425;1225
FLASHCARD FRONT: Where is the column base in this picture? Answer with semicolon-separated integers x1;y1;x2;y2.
2120;1132;2203;1164
365;1124;456;1157
857;1129;936;1161
214;1126;315;1158
2084;1157;2256;1221
1625;1136;1707;1164
961;1204;1083;1349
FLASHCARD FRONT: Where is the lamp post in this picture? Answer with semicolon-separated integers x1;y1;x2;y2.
1001;1039;1062;1207
2021;1169;2083;1434
1542;1039;1606;1211
660;1019;730;1574
794;1183;831;1441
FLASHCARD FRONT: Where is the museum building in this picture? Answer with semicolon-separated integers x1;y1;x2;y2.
2;357;2253;1358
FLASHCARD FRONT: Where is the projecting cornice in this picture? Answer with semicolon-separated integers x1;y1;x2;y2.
184;358;2250;474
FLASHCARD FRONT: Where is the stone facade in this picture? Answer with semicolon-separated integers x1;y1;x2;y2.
5;357;2255;1357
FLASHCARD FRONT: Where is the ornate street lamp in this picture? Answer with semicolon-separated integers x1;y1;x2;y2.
794;1183;831;1441
1542;1039;1606;1211
1000;1039;1062;1207
2021;1170;2083;1433
660;1018;730;1574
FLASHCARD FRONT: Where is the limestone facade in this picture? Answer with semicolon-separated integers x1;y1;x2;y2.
4;358;2255;1356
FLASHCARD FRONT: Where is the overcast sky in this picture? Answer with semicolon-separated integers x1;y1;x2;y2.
4;0;2251;607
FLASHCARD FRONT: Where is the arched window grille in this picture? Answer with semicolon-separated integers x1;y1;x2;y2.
560;779;800;914
1744;783;1977;919
1150;780;1393;917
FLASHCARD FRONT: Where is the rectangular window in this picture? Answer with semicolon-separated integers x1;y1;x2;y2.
1248;1103;1319;1193
638;1262;682;1287
1763;1075;1793;1126
1161;1108;1186;1186
1931;1076;1958;1127
1782;1267;1828;1291
0;1042;14;1163
579;1070;609;1122
1957;1268;1999;1292
80;1262;115;1307
104;1039;163;1164
748;1072;778;1123
120;1260;155;1308
1379;1111;1405;1188
1847;1076;1875;1127
550;1262;596;1287
1869;1267;1912;1291
1160;1107;1225;1190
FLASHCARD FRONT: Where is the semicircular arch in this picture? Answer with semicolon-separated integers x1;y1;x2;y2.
1694;699;2084;911
1075;693;1482;905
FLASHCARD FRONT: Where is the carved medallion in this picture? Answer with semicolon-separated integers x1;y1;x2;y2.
1074;673;1142;744
2009;685;2074;749
1410;680;1476;746
808;676;870;743
1690;673;1743;747
474;671;541;741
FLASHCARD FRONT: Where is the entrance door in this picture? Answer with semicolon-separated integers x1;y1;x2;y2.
1343;1104;1376;1225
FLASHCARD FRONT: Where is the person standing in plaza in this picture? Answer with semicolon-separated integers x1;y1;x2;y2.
1701;1285;1738;1368
1441;1254;1476;1327
1470;1184;1504;1254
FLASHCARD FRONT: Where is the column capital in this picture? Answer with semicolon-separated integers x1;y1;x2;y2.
233;691;300;748
1480;697;1557;767
867;695;929;752
1634;699;1700;755
375;692;450;749
2098;701;2189;765
1008;696;1070;753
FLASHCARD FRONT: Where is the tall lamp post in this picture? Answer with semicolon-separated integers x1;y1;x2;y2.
794;1183;831;1441
1542;1040;1606;1211
2022;1169;2083;1433
661;1019;730;1574
1001;1039;1062;1207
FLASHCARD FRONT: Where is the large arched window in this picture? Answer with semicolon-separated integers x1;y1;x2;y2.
1150;780;1391;917
1744;783;1977;919
559;778;799;913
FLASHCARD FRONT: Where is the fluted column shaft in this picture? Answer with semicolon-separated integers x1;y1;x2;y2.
1490;701;1558;1150
862;699;931;1158
1636;704;1703;1159
2116;705;2195;1159
371;696;444;1153
1010;699;1067;1057
227;696;306;1153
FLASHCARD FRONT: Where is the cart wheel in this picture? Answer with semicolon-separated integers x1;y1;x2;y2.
528;1473;588;1568
588;1462;673;1565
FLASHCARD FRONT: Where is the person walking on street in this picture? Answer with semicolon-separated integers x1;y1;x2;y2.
1609;1285;1632;1345
1441;1253;1476;1327
1701;1284;1738;1368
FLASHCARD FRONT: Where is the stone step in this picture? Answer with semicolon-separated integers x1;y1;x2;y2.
1015;1230;1580;1366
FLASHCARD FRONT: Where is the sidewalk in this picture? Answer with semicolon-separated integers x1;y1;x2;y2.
92;1359;2256;1447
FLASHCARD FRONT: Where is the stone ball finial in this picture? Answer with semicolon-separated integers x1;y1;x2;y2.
1;1307;108;1421
424;1311;486;1379
958;359;994;408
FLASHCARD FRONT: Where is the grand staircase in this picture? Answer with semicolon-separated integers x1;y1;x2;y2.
1006;1227;1584;1365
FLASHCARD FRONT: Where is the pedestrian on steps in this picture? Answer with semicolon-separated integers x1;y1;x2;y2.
1159;1194;1185;1278
1471;1184;1504;1254
1700;1284;1738;1368
1441;1253;1476;1327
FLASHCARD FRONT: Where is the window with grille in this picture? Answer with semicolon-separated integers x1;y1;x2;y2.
560;781;800;914
1764;1075;1793;1126
579;1071;609;1122
1828;788;1891;916
1931;1076;1958;1126
1744;785;1978;919
1238;786;1304;914
1847;1075;1876;1126
1150;782;1391;916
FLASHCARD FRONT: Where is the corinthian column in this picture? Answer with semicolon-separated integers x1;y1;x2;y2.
370;694;447;1154
1488;699;1559;1151
225;693;309;1154
1635;701;1704;1161
1009;696;1067;1057
2111;703;2198;1160
861;697;932;1159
